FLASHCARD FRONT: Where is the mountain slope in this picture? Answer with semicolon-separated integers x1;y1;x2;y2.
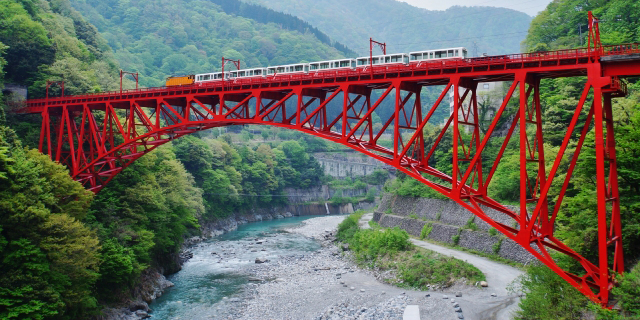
249;0;532;56
69;0;348;87
0;0;121;97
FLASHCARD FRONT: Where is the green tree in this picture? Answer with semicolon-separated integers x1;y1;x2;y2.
0;127;100;319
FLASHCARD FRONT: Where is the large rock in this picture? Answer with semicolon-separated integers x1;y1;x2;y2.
255;257;269;264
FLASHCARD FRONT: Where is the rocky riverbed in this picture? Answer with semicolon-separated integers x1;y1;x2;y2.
213;216;464;320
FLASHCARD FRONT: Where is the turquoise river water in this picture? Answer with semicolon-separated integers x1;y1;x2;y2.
148;216;322;319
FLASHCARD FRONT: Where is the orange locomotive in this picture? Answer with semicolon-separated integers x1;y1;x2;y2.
165;75;195;87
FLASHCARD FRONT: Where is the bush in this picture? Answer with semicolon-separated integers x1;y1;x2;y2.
512;264;589;320
350;227;411;262
612;263;640;316
452;234;460;245
336;211;365;242
397;251;485;289
492;239;502;254
488;227;498;236
420;223;433;240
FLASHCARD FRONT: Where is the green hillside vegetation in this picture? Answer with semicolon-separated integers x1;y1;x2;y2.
250;0;532;56
69;0;348;87
0;0;121;97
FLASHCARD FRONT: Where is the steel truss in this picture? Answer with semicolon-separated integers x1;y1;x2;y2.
22;44;640;305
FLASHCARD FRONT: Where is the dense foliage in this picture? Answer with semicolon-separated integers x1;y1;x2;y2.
0;0;121;97
68;0;348;87
0;126;100;319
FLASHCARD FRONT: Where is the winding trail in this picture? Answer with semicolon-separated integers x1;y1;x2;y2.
360;212;524;320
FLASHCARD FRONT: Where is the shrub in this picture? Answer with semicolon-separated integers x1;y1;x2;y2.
612;263;640;316
409;213;419;219
492;239;502;254
436;212;441;220
350;227;411;262
420;223;433;240
464;216;478;231
452;234;460;245
513;264;589;320
397;251;485;289
488;227;498;236
336;211;363;242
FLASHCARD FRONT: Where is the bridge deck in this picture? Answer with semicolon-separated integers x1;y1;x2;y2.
21;44;640;113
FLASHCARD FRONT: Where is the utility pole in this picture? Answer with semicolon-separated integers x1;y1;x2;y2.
369;38;386;78
120;70;139;94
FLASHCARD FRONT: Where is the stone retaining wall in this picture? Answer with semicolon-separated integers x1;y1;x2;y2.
377;194;517;230
374;194;539;265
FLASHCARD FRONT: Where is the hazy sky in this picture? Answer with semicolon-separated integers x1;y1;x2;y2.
397;0;553;16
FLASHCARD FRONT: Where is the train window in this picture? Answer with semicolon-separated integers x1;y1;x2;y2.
463;50;468;58
239;71;245;77
411;53;421;61
385;56;391;63
430;52;434;59
320;62;329;69
310;64;318;70
448;50;454;57
203;75;210;80
294;65;303;71
278;67;285;73
455;50;459;56
357;59;366;66
404;56;409;64
435;51;442;58
372;57;379;64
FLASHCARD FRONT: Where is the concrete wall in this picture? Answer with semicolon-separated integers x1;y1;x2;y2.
314;152;395;178
284;185;382;204
374;194;538;265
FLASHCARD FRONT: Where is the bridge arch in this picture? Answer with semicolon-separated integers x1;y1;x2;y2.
22;48;640;305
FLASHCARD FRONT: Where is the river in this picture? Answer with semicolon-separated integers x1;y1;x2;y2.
148;216;322;319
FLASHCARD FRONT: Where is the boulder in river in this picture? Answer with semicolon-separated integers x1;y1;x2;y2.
255;257;269;264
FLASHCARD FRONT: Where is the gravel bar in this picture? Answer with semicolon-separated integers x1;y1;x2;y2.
227;215;460;320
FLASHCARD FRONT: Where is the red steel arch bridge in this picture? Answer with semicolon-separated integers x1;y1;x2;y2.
17;15;640;306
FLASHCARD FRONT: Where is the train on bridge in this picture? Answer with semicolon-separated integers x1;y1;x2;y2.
165;47;468;86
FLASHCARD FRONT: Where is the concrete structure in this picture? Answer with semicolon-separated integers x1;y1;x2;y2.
314;152;394;178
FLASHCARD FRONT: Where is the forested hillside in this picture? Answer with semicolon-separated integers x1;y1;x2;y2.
249;0;532;55
68;0;349;87
0;0;121;97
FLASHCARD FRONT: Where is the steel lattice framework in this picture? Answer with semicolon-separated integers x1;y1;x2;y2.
18;20;640;305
